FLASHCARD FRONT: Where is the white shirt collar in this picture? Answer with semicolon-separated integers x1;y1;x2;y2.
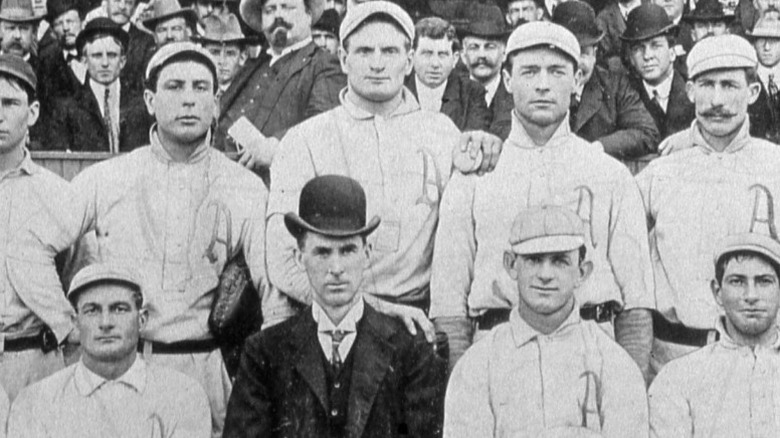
415;76;447;112
644;73;674;111
89;79;121;113
312;296;365;333
74;355;147;397
267;37;312;66
758;64;780;87
477;74;501;106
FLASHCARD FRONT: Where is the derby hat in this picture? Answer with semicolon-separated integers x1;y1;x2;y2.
284;175;381;239
312;7;339;37
747;14;780;39
0;0;43;23
194;13;258;44
76;17;129;56
46;0;83;22
460;5;510;40
240;0;324;35
683;0;735;23
142;0;198;31
0;53;36;90
621;3;677;42
552;1;605;47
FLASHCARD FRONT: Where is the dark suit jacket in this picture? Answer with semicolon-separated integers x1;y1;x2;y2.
45;79;153;152
488;80;513;140
573;66;659;159
122;24;156;95
404;72;491;131
37;43;83;110
223;304;447;438
596;2;628;65
631;69;695;140
216;41;346;153
749;81;775;142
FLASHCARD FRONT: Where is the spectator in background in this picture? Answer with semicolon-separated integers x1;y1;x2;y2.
311;8;339;55
683;0;734;43
555;1;659;162
596;0;642;69
459;6;508;108
736;0;779;39
46;18;152;152
142;0;197;48
406;16;491;131
0;0;44;69
623;4;695;140
654;0;695;54
747;14;780;143
324;0;346;17
505;0;545;26
100;0;156;97
215;0;345;185
195;13;257;99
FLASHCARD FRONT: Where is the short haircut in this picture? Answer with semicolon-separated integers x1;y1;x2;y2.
502;45;578;74
715;250;780;285
82;34;126;56
68;279;144;311
342;13;411;51
296;231;368;250
0;71;36;103
144;51;218;93
414;16;460;52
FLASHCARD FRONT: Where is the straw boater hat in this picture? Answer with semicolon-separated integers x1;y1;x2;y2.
239;0;324;34
142;0;198;31
0;0;43;23
194;13;259;45
746;14;780;39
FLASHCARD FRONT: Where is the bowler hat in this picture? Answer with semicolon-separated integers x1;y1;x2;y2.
76;17;129;56
620;4;677;42
509;205;586;255
312;8;339;38
194;13;258;45
142;0;198;31
747;14;780;39
240;0;324;35
683;0;735;23
0;53;36;90
46;0;83;22
552;1;605;47
0;0;43;23
460;5;510;40
284;175;381;239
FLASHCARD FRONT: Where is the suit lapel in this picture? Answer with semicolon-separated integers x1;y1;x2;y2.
292;312;329;414
574;73;603;132
440;75;461;121
404;74;418;99
77;80;107;129
346;306;395;438
219;54;266;118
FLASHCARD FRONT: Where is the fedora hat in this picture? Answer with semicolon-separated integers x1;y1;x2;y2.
284;175;381;239
142;0;198;31
76;17;129;56
0;0;43;23
747;14;780;39
552;1;604;47
194;13;258;44
240;0;324;35
683;0;735;23
460;5;510;40
621;3;677;42
312;8;339;37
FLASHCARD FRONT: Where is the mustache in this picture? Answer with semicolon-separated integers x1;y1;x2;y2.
268;17;293;33
700;108;736;118
470;58;496;69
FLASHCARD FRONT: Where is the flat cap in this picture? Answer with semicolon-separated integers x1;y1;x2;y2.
713;233;780;271
509;205;586;255
68;263;144;302
0;53;36;91
504;21;580;64
687;34;757;79
340;0;414;45
145;41;216;82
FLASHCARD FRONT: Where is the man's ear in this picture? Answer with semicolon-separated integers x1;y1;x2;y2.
143;88;156;116
138;308;149;330
748;80;761;105
338;45;349;74
711;279;723;308
577;260;594;286
503;251;519;279
686;80;695;104
502;67;512;94
27;100;39;128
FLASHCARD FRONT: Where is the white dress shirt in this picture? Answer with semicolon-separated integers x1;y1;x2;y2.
644;73;674;112
479;74;500;106
267;37;313;67
312;297;365;363
415;76;447;112
758;64;780;91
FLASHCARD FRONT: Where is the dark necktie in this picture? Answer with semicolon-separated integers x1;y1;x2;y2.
769;74;779;103
569;95;580;130
104;88;117;153
652;89;664;114
328;330;347;373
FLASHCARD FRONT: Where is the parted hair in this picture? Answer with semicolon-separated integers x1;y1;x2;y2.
414;16;460;52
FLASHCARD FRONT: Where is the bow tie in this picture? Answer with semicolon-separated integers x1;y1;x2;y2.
64;52;78;62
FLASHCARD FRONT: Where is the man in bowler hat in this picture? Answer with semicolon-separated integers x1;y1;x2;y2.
224;175;447;438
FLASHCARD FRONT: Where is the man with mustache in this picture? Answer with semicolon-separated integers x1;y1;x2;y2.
0;0;43;69
14;42;269;437
100;0;156;97
649;230;780;436
636;35;780;377
142;0;198;49
747;15;780;143
214;0;345;185
45;18;153;151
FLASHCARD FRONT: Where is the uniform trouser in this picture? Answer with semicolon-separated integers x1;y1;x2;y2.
141;346;232;438
0;348;64;402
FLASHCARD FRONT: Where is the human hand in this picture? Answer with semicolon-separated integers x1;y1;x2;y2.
374;301;436;343
237;136;279;170
453;131;503;175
